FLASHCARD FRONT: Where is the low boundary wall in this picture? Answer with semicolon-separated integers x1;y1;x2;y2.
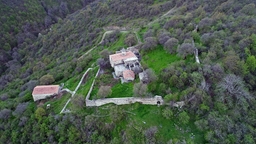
86;96;164;107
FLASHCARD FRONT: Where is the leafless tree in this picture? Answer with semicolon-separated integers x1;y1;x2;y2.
216;74;252;108
144;126;158;144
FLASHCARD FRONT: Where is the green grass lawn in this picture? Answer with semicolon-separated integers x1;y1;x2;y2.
97;103;205;143
129;104;204;143
109;82;133;98
90;79;134;99
142;45;180;74
89;72;136;99
76;68;96;97
45;93;71;114
64;76;80;91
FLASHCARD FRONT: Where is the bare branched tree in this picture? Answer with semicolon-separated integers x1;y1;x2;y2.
144;126;158;144
216;74;252;109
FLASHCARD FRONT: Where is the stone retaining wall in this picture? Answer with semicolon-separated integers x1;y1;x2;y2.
86;96;164;107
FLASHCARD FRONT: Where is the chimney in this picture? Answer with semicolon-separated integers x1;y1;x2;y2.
121;51;126;56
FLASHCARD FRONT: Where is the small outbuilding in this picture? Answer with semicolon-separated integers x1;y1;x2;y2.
123;70;135;81
32;85;60;101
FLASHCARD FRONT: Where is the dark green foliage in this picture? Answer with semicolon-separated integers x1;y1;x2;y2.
133;82;148;97
39;74;55;85
1;0;256;143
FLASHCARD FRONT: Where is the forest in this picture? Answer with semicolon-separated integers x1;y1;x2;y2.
1;0;256;143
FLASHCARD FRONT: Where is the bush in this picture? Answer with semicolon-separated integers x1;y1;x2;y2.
162;107;173;119
0;109;12;120
177;43;195;59
157;31;170;45
97;86;112;98
142;37;157;51
39;74;55;85
178;111;190;125
133;82;148;97
125;34;137;46
35;107;46;120
12;102;29;117
164;38;179;54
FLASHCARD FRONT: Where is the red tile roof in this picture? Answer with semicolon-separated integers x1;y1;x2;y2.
32;85;59;95
110;51;137;63
123;70;135;80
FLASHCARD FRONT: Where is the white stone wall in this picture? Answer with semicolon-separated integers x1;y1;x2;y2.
86;96;164;107
33;94;53;101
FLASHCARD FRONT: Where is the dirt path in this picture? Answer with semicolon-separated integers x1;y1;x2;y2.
134;31;142;44
60;68;92;114
61;88;74;95
147;6;177;26
78;30;129;60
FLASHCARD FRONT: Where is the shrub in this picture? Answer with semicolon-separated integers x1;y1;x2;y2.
0;109;12;120
142;37;157;51
133;82;148;97
97;86;112;98
178;111;190;124
39;74;55;85
164;38;179;54
177;43;195;59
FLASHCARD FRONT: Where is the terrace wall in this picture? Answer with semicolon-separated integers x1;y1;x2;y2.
85;96;164;107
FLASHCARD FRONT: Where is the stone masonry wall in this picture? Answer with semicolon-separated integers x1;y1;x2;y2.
86;96;164;107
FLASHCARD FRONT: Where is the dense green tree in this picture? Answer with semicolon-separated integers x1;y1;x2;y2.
246;55;256;72
35;107;46;120
178;111;190;125
162;107;173;119
39;74;55;85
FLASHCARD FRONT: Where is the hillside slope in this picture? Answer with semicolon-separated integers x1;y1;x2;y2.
1;0;256;143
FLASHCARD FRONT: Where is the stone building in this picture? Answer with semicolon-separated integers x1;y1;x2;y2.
109;49;141;83
32;85;60;101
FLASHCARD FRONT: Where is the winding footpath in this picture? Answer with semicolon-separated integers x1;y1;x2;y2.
148;6;178;26
60;68;92;114
78;30;129;60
